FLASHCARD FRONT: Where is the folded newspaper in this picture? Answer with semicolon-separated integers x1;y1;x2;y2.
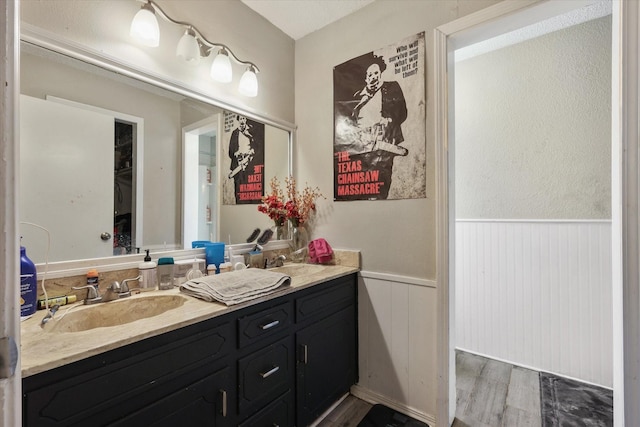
179;268;291;305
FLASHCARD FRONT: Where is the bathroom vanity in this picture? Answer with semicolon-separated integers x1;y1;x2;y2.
21;264;358;427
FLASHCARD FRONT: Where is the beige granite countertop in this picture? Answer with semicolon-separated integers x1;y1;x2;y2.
21;257;359;378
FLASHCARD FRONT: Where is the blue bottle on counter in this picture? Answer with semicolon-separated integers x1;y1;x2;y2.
20;246;38;320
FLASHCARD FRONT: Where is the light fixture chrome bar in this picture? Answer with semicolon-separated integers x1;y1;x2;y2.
141;0;260;73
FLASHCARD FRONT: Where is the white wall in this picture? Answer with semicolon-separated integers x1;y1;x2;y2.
354;272;438;424
294;0;501;421
455;16;611;220
456;220;612;387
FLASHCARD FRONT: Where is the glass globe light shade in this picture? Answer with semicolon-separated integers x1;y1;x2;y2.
210;50;233;83
130;5;160;47
176;29;200;64
238;68;258;97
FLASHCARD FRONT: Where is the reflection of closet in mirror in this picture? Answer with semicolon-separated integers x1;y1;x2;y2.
47;96;145;257
114;120;135;255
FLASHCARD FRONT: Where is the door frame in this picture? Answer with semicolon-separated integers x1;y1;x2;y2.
182;114;221;247
0;1;21;426
434;1;631;426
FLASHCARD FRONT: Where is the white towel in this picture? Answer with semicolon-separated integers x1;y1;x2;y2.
179;268;291;305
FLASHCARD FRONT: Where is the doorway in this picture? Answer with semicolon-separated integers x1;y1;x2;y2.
434;1;620;426
182;115;221;248
455;5;612;383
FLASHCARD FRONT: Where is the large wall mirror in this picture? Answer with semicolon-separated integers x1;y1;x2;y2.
19;30;293;265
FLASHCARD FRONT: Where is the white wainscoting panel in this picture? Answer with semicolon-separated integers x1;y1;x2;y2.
353;272;437;425
455;220;612;387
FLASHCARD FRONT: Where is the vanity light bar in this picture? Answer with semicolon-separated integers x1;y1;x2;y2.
130;0;259;97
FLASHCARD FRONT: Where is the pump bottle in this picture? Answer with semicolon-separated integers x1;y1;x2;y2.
138;250;157;291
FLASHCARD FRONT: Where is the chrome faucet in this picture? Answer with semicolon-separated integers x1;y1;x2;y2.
73;278;133;305
72;284;103;305
102;281;131;302
265;254;287;268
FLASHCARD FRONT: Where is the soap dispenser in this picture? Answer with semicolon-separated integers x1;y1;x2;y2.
138;250;157;292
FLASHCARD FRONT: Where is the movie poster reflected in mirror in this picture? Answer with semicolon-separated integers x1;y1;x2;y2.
333;32;426;201
222;112;265;205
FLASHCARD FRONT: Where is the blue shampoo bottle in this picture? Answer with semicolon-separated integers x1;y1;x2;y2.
20;246;38;320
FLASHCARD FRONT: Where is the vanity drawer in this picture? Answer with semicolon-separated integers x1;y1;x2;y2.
237;336;293;415
237;301;292;348
296;276;355;324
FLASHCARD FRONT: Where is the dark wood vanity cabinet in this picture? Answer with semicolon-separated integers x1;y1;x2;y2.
296;306;357;427
294;275;358;426
22;318;235;427
22;273;357;427
111;363;234;427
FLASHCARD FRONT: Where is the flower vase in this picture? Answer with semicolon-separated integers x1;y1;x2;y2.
289;222;309;263
275;222;289;240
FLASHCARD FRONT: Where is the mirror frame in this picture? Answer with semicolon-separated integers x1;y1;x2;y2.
21;23;295;276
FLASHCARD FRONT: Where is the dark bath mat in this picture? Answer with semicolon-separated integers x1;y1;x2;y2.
358;404;429;427
540;372;613;427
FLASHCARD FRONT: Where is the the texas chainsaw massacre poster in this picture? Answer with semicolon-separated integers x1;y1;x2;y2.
333;32;426;201
222;112;265;205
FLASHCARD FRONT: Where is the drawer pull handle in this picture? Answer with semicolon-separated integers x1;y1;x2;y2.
260;365;280;378
302;344;308;364
260;320;280;330
220;389;227;417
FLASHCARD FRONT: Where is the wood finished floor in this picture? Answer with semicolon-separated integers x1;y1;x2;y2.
454;351;541;427
321;352;613;427
317;350;542;427
316;394;373;427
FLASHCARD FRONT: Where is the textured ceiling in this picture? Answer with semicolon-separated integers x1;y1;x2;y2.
456;0;612;61
241;0;375;40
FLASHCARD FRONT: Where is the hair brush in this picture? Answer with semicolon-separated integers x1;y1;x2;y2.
257;229;274;246
246;228;261;243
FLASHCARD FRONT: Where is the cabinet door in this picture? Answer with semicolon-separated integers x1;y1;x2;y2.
238;391;294;427
23;320;233;427
296;306;357;427
109;364;234;427
238;336;293;416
